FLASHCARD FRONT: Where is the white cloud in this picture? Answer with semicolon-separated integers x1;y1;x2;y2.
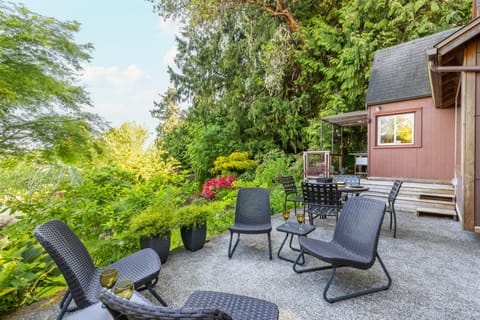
163;46;178;66
81;64;147;89
156;17;181;36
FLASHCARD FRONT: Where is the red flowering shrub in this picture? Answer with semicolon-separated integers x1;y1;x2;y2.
202;176;236;200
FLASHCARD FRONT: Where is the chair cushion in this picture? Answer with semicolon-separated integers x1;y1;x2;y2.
299;237;373;270
184;291;279;320
228;223;272;234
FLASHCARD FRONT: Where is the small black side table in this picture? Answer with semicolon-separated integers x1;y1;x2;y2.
276;222;316;264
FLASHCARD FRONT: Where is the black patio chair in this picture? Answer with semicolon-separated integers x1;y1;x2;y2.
34;219;167;320
293;197;391;303
302;182;341;225
99;289;279;320
276;176;303;214
228;188;273;260
386;180;403;238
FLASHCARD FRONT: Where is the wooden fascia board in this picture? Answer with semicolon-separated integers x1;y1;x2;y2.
436;19;480;57
426;49;442;108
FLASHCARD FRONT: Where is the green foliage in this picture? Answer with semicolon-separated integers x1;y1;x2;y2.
0;2;104;156
174;203;210;229
212;152;258;176
0;235;65;312
187;124;234;182
130;206;175;239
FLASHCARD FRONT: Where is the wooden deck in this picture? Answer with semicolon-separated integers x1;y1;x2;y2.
359;178;457;220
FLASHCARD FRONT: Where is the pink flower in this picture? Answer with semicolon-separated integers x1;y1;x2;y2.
202;176;236;200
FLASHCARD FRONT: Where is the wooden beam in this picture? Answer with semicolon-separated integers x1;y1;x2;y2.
430;65;480;72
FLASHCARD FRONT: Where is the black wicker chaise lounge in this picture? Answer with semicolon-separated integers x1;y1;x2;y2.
293;197;392;303
34;219;167;320
99;288;279;320
228;188;273;260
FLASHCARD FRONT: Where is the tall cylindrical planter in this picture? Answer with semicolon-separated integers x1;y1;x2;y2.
140;232;171;264
180;224;207;252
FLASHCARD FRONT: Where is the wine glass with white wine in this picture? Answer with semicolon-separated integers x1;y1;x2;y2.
282;210;290;226
296;212;305;231
100;268;118;290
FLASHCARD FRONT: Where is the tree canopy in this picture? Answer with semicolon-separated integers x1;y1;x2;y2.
0;2;103;158
149;0;472;179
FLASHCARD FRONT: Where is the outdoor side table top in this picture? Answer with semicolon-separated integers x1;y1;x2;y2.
276;222;315;264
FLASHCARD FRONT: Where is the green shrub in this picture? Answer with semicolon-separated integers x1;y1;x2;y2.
212;151;258;176
130;205;175;239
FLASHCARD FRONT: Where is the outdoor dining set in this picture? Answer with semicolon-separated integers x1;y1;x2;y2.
33;176;402;320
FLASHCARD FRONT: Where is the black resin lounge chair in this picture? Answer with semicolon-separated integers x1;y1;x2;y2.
34;219;167;320
228;188;272;260
302;182;341;224
386;180;403;238
276;176;303;214
99;289;279;320
293;197;391;303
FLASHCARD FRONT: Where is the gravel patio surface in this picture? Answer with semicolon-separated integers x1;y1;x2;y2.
6;209;480;320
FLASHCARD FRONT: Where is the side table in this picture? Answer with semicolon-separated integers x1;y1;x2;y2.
276;222;316;264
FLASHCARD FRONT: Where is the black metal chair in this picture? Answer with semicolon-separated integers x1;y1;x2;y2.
228;188;273;260
99;289;279;320
293;197;391;303
34;219;167;320
301;182;341;225
386;180;403;238
276;176;303;214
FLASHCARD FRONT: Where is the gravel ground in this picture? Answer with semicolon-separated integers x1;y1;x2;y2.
5;209;480;320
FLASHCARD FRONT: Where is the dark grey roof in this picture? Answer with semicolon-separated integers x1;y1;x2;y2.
366;29;458;106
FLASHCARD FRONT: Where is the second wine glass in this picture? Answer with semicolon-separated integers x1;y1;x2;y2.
296;212;305;231
282;210;290;226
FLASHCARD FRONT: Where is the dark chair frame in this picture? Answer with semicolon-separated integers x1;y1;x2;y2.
34;219;167;320
293;197;392;303
99;289;279;320
276;176;303;214
386;180;403;238
228;188;273;260
302;182;341;225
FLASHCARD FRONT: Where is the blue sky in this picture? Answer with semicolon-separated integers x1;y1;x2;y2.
13;0;180;138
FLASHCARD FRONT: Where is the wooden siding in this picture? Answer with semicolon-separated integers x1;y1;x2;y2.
367;97;455;181
475;39;480;229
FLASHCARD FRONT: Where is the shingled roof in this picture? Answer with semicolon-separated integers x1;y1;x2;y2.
366;29;459;106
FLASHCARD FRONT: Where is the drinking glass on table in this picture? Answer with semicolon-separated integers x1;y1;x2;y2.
282;210;290;226
114;279;134;300
296;212;305;231
100;268;118;289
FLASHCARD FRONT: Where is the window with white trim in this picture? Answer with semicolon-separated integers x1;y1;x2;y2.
377;113;414;145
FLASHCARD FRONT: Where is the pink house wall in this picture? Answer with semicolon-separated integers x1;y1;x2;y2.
367;97;455;181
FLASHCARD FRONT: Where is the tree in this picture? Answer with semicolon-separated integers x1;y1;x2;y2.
0;3;103;156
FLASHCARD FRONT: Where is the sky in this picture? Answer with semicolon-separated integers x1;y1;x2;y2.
13;0;180;138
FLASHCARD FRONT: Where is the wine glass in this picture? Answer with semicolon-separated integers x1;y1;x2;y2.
114;279;134;300
100;268;118;289
282;210;290;226
296;212;305;231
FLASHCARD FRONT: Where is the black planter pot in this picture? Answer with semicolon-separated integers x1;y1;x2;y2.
180;224;207;252
139;232;171;264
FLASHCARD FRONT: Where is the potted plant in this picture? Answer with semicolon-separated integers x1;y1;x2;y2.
175;204;210;252
131;205;174;263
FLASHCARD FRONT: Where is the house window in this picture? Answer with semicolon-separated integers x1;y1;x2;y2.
377;113;414;145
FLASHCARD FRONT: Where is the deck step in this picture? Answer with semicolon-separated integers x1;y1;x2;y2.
416;207;458;220
418;193;455;202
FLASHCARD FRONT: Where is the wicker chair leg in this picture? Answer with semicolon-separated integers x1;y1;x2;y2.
228;232;240;259
57;290;78;320
323;253;392;303
267;232;272;260
145;281;168;306
392;207;397;238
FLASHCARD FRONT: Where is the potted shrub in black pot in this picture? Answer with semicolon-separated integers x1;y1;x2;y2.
175;204;210;252
131;205;174;264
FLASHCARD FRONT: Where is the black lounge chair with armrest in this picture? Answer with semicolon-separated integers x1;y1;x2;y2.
228;188;273;260
293;197;392;303
34;219;167;320
99;288;279;320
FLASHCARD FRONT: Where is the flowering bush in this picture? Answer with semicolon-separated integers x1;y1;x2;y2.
202;176;236;200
